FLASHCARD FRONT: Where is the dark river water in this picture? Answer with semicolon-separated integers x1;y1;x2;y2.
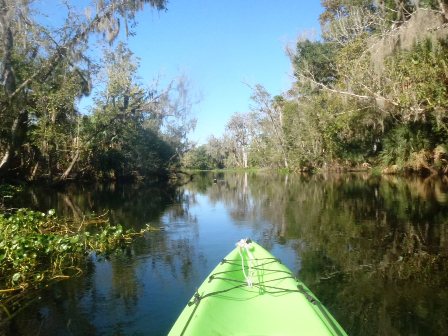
4;171;448;335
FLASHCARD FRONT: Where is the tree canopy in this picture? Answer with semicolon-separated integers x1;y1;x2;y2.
0;0;197;182
195;1;448;175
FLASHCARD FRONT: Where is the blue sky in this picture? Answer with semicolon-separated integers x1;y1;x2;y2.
54;1;323;144
125;0;323;145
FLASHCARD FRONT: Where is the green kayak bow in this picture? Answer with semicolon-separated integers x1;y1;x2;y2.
168;239;347;336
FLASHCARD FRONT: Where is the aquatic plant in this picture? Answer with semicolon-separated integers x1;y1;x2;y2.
0;208;148;319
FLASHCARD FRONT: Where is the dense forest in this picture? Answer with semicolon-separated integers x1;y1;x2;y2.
0;0;196;183
1;0;191;322
4;1;448;180
184;0;448;175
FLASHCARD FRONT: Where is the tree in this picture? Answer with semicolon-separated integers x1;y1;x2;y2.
86;43;196;179
292;39;338;91
205;135;226;169
319;0;379;44
181;145;214;170
249;85;289;169
30;62;89;180
154;75;197;163
287;2;448;172
225;113;252;168
0;0;167;179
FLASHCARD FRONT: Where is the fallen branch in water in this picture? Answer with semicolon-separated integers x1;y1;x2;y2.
0;287;24;294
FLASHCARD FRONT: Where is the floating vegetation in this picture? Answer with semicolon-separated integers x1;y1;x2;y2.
0;208;148;320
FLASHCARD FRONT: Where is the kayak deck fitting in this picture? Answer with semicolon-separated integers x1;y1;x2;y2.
168;239;347;336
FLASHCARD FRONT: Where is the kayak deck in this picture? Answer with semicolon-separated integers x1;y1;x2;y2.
168;240;347;336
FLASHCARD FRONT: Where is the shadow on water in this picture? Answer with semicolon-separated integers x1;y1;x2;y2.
4;182;198;336
3;173;448;335
276;173;448;336
190;172;448;335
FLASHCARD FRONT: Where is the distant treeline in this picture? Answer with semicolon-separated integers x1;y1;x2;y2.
0;0;195;183
184;1;448;175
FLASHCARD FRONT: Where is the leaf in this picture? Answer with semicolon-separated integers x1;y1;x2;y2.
12;273;21;283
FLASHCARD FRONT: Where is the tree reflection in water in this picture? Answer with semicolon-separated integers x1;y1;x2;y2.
5;173;448;336
188;172;448;335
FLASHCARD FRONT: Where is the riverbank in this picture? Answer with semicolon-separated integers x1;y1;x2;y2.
184;156;448;178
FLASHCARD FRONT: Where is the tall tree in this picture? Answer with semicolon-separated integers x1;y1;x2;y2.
84;44;196;179
205;135;226;169
249;85;289;169
0;0;167;179
225;113;251;168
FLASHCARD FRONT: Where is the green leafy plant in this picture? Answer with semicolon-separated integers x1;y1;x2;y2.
0;208;148;319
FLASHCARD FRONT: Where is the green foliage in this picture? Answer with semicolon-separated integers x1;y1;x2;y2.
380;124;431;166
0;1;186;182
293;40;338;90
197;6;448;174
418;0;440;9
28;63;88;178
282;96;328;167
373;39;448;170
281;9;448;173
383;39;448;125
88;109;175;179
1;39;193;181
0;185;22;199
0;208;148;316
0;184;22;212
182;145;218;170
83;45;181;179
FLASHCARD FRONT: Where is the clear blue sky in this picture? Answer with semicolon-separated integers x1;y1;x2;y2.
126;0;323;145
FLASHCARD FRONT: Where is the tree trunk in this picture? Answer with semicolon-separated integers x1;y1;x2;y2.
439;0;448;21
395;0;405;22
0;110;28;178
30;162;39;181
0;0;15;94
59;149;80;180
242;148;248;168
0;0;24;179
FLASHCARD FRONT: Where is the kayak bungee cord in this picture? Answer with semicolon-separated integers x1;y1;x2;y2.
180;260;325;335
174;239;346;336
236;238;257;287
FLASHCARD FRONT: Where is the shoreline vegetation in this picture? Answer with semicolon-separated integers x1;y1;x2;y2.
185;162;445;178
182;4;448;177
0;183;156;325
2;2;448;186
2;0;448;331
0;0;195;185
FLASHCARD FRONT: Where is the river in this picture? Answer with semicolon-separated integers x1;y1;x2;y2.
4;171;448;335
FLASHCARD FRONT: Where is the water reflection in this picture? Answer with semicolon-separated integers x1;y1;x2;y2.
186;172;448;335
4;173;448;335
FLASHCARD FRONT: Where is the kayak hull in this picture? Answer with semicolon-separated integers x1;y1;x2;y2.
168;241;347;336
